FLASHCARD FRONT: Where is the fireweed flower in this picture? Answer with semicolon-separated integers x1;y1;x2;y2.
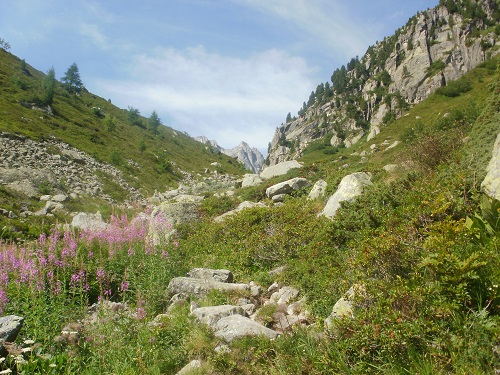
120;281;129;292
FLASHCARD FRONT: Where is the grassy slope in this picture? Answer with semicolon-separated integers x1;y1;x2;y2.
0;49;245;196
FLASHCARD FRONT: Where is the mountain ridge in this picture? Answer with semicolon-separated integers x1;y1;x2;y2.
267;0;500;165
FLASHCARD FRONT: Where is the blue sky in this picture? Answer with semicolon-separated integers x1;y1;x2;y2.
1;0;437;154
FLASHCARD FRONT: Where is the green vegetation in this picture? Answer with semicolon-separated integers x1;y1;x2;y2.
1;30;500;375
0;49;245;199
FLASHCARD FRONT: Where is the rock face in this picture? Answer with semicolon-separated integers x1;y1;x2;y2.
321;172;372;219
0;315;24;355
266;1;499;165
482;132;500;200
194;137;265;173
266;178;309;199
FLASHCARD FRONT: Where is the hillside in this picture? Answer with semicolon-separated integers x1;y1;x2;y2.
0;2;500;374
267;0;500;166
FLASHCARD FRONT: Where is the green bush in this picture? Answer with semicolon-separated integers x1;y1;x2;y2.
436;77;472;97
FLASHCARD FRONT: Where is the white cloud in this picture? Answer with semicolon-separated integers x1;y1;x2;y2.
93;46;315;154
234;0;375;60
79;23;108;49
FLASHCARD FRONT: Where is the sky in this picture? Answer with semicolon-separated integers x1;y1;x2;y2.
1;0;438;155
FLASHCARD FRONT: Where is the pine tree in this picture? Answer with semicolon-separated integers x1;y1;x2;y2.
41;67;56;105
61;63;83;94
148;110;162;133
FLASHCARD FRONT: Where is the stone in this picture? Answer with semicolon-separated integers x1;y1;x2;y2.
270;286;300;305
191;305;246;327
344;131;365;148
272;194;285;203
168;277;250;298
383;164;399;173
324;284;366;330
260;160;302;180
0;315;24;356
266;178;309;199
39;195;52;201
213;315;279;342
482;132;500;200
176;359;202;375
151;201;199;226
307;179;327;200
320;172;372;219
241;174;263;188
71;212;108;231
187;268;233;283
51;194;68;202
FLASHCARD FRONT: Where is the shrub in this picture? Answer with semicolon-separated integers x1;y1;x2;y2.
436;77;472;97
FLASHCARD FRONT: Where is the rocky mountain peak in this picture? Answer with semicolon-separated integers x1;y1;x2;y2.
266;0;500;166
194;137;265;174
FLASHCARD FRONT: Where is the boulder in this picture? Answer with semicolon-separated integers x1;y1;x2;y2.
191;305;246;327
482;132;500;200
270;286;300;305
187;268;233;283
71;212;108;231
320;172;372;219
307;179;327;200
176;359;203;375
152;201;199;226
51;194;68;202
325;284;366;330
266;178;308;199
241;174;263;188
0;315;24;356
260;160;302;180
168;277;250;298
213;314;279;342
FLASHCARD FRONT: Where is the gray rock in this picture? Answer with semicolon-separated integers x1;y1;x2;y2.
241;173;263;188
187;268;233;283
152;201;199;226
482;132;500;200
270;286;300;305
176;359;202;375
321;172;372;219
307;179;327;200
260;160;302;180
71;212;108;231
383;164;399;173
168;277;250;298
0;315;24;355
51;194;68;202
191;305;246;326
325;284;366;330
266;177;308;199
213;314;279;342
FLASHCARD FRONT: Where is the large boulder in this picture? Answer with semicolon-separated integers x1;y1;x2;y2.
0;315;24;356
71;212;108;231
320;172;372;219
191;305;246;327
187;268;233;283
307;179;327;200
213;315;279;342
482;132;500;200
168;277;250;298
151;201;199;226
266;178;309;199
241;174;263;188
260;160;302;180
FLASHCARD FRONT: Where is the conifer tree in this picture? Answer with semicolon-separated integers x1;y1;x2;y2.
61;63;83;94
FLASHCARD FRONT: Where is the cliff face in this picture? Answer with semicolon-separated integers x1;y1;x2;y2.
267;0;499;165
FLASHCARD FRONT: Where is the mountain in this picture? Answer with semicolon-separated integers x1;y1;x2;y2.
0;48;246;206
267;0;500;165
194;136;265;173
